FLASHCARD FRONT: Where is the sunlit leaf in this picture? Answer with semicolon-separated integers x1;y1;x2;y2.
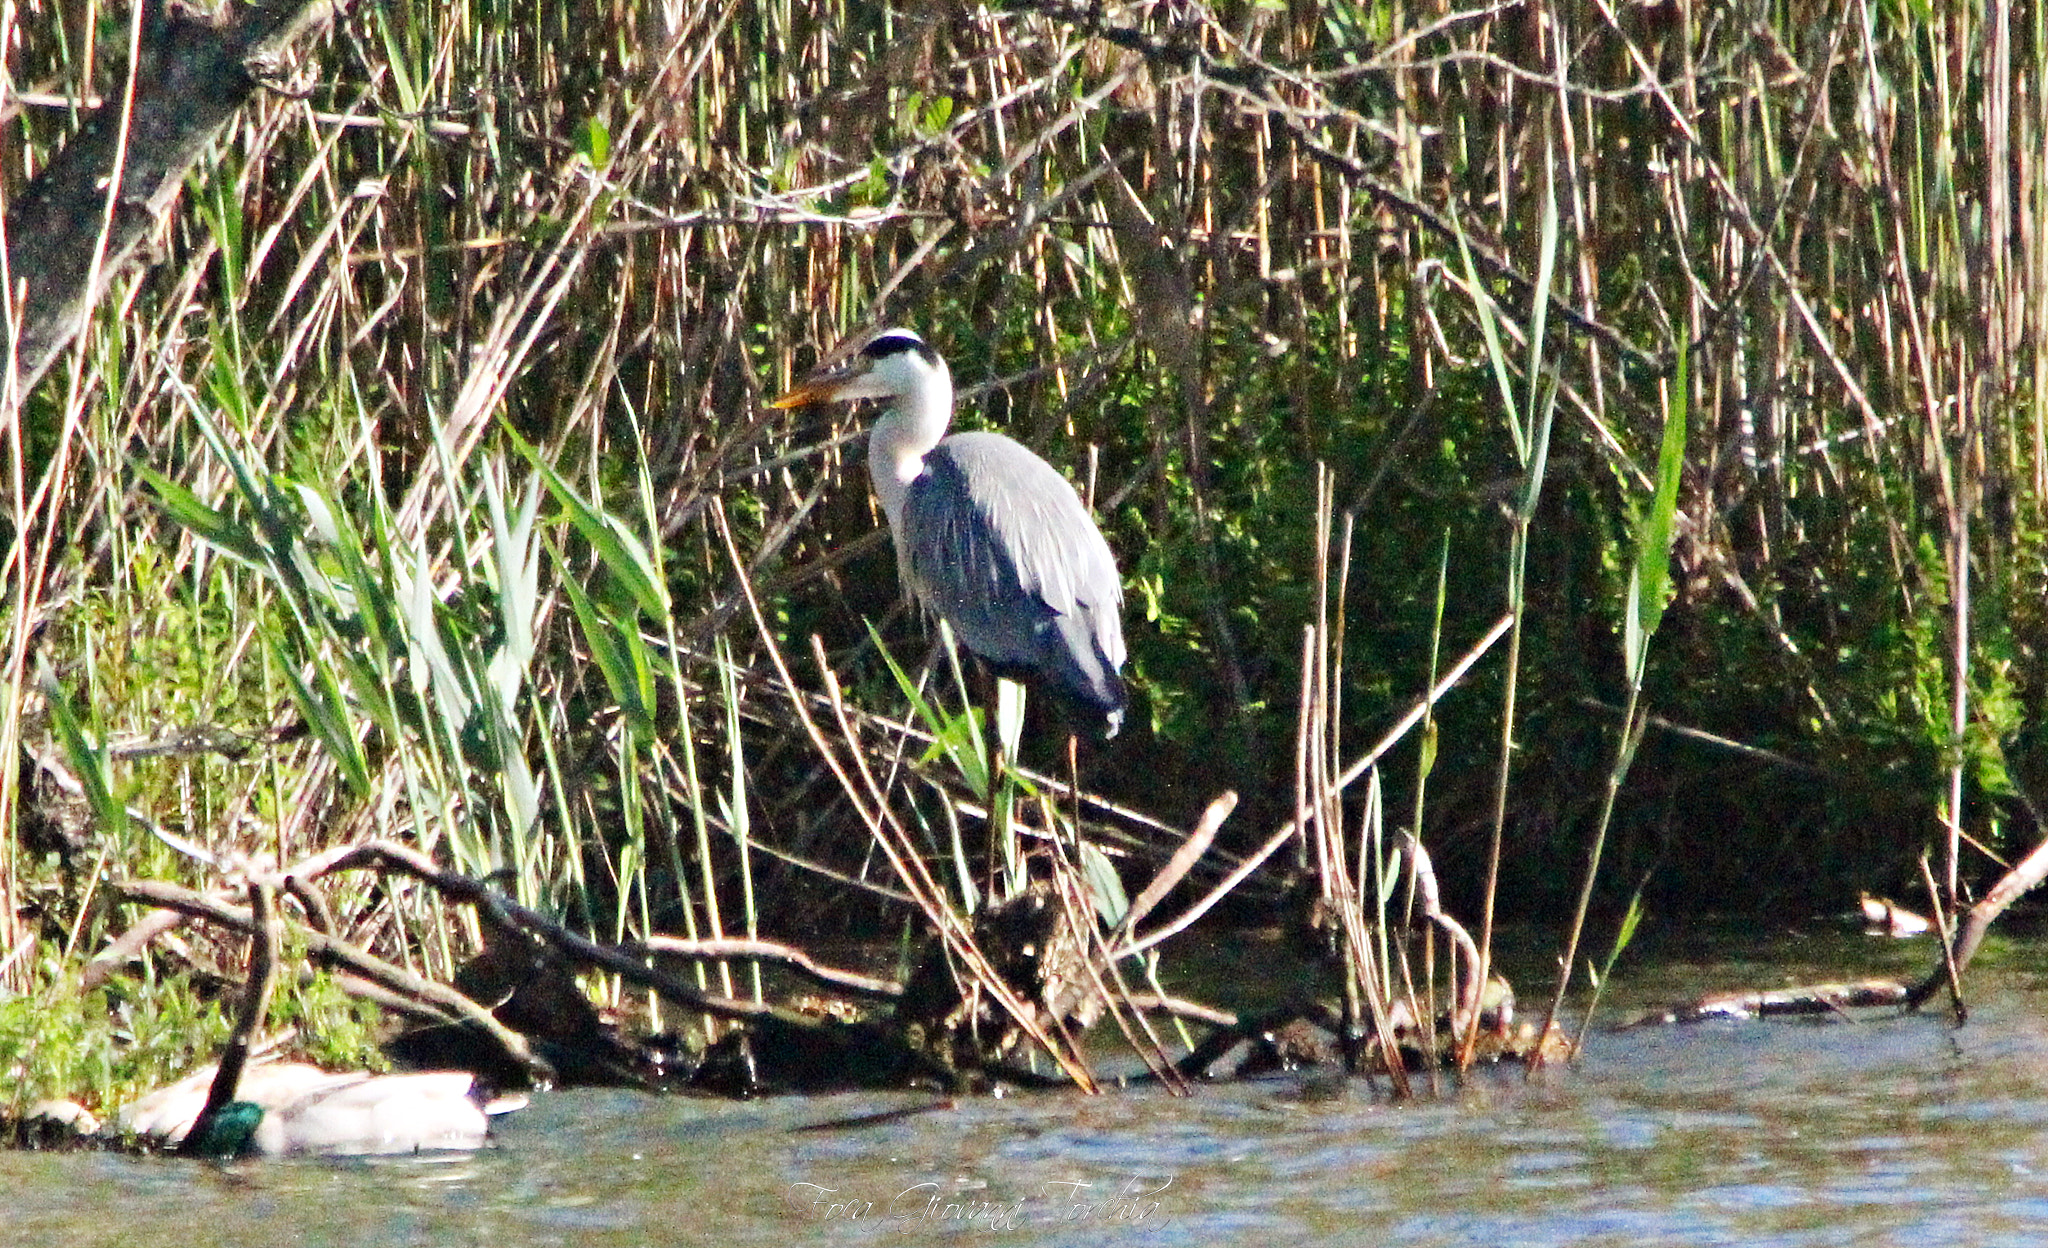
37;663;127;842
1078;840;1129;927
1625;340;1688;685
512;432;669;618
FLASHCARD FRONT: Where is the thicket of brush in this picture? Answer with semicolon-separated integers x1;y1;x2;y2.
2;0;2043;1105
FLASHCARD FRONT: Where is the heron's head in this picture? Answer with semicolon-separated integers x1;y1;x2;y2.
769;328;948;407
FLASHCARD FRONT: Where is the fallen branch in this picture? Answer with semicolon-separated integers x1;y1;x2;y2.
635;936;901;1002
1618;979;1909;1027
1906;826;2048;1011
109;876;553;1083
83;907;190;990
284;839;820;1028
115;835;1252;1096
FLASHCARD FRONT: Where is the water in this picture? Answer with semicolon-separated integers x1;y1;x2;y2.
10;927;2048;1246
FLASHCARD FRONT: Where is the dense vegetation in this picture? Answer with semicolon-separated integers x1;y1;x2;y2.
1;0;2043;1105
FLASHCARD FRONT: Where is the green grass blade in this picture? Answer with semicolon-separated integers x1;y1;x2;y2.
557;543;655;727
37;664;128;842
132;465;267;569
513;432;669;619
266;633;373;796
1625;341;1689;684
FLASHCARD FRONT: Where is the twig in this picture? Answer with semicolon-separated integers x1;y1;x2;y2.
177;878;278;1157
1916;853;1966;1025
635;936;901;1001
111;876;553;1083
1115;790;1236;940
1118;613;1514;959
1905;818;2048;1010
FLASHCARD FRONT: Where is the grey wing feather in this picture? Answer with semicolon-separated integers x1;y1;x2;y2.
902;431;1126;728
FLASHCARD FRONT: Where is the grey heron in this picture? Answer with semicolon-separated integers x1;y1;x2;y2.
771;329;1127;739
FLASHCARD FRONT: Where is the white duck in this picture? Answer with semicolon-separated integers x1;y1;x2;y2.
119;1060;523;1157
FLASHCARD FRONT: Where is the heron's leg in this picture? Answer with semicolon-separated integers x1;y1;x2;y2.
1066;732;1083;858
991;676;1028;899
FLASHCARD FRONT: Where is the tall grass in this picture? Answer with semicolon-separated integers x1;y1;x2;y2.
0;0;2042;1081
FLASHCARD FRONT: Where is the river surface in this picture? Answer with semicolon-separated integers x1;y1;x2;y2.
9;924;2048;1246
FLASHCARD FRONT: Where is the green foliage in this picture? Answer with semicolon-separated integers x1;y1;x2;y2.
141;405;558;891
37;665;128;846
871;623;1024;908
1575;884;1649;1053
271;969;387;1075
1624;345;1688;686
6;0;2048;1085
0;960;383;1128
0;970;230;1117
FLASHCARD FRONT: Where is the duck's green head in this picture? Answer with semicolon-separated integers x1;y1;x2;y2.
184;1101;265;1159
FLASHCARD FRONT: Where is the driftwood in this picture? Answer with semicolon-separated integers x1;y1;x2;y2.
110;876;554;1082
1610;832;2048;1029
2;0;341;395
1907;829;2048;1012
104;843;968;1094
283;840;880;1038
1619;979;1911;1028
97;815;1270;1097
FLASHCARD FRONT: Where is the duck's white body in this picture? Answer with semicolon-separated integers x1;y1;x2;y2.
119;1061;518;1156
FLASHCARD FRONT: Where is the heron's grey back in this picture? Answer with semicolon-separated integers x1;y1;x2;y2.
901;431;1126;732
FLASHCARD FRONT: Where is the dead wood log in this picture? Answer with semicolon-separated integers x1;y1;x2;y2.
284;839;820;1028
282;840;966;1091
2;0;340;394
119;837;1238;1095
1619;978;1911;1027
1906;830;2048;1011
109;876;553;1083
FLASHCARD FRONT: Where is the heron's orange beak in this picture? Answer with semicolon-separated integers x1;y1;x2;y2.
768;360;868;408
767;378;829;408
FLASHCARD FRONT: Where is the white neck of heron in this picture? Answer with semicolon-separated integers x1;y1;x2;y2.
866;366;954;535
